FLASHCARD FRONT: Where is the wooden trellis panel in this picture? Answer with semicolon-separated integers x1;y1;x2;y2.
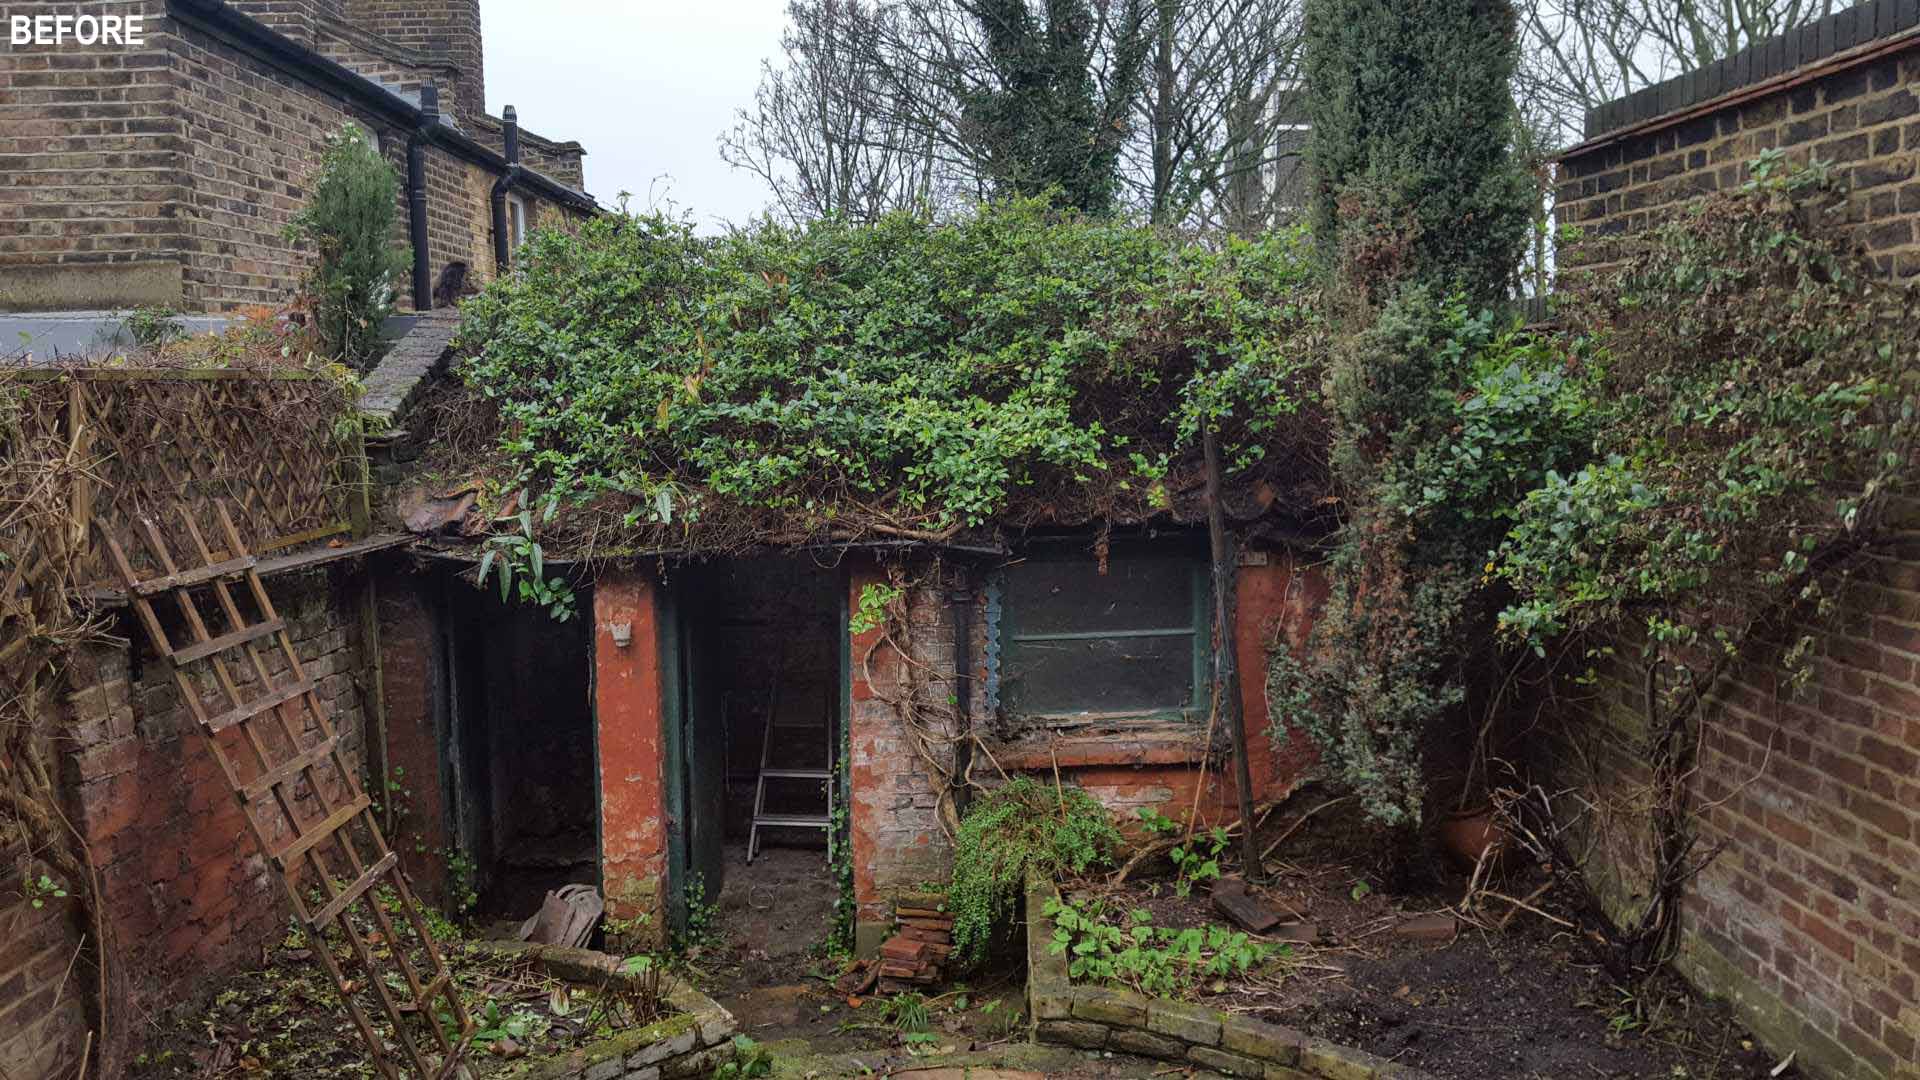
8;370;356;590
102;502;469;1080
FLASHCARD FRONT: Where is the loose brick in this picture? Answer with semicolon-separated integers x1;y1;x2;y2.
1037;1020;1109;1049
1189;1045;1266;1077
1147;999;1224;1046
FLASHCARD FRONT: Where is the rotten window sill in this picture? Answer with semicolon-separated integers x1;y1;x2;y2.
986;724;1215;770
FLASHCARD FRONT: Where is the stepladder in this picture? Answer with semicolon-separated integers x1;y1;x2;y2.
103;502;471;1079
745;661;835;864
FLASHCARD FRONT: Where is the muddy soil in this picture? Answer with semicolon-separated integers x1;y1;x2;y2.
1073;850;1800;1080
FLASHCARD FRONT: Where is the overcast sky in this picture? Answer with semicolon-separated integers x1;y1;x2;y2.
481;1;790;231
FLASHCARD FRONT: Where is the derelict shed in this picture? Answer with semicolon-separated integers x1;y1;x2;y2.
366;199;1338;955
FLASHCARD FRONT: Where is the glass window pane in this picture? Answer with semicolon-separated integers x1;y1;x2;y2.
1005;556;1195;637
1002;633;1195;717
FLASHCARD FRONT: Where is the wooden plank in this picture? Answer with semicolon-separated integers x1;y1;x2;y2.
256;521;355;554
415;971;452;1011
130;554;258;597
242;732;338;799
308;851;400;930
81;533;413;608
206;677;314;735
273;794;370;868
171;617;285;665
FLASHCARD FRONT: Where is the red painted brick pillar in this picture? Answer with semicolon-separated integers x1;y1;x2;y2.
594;568;669;944
376;567;452;905
845;559;894;952
1234;550;1326;802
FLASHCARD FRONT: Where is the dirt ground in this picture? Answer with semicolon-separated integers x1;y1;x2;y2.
700;841;1210;1078
1061;831;1803;1080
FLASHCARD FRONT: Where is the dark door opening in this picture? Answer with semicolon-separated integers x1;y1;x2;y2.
668;555;843;958
443;570;597;921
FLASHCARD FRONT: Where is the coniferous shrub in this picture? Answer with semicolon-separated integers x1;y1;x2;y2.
285;125;410;369
1302;0;1532;304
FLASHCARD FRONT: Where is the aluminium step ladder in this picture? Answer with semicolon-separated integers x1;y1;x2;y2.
746;664;834;863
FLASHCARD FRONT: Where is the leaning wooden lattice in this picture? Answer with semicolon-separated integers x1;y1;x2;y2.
102;502;470;1079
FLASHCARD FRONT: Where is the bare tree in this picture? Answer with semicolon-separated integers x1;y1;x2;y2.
724;0;1309;226
719;1;954;223
1129;0;1307;232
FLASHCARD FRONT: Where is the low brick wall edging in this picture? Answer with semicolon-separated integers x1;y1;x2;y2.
465;941;739;1080
1025;878;1435;1080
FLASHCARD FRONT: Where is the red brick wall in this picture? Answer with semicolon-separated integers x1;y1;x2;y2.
984;552;1325;831
57;568;367;1065
846;559;955;939
0;840;92;1079
594;568;669;941
1555;36;1920;1080
375;563;452;904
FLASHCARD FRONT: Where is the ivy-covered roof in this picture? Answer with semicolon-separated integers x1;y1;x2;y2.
428;199;1333;557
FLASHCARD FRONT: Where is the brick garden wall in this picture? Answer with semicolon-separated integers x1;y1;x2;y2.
1554;26;1920;1080
55;567;370;1067
0;838;93;1079
1556;42;1920;282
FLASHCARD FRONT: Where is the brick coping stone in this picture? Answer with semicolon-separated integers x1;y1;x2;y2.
1024;878;1435;1080
463;940;739;1080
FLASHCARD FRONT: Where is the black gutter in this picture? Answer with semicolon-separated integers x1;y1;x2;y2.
407;84;435;310
949;586;974;817
164;0;600;214
491;105;520;274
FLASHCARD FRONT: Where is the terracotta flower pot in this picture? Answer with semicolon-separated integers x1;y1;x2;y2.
1437;805;1507;871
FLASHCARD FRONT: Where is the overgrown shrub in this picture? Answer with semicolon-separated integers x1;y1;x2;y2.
947;777;1120;969
1496;154;1917;661
454;199;1325;550
1273;292;1593;825
285;125;410;369
1286;0;1546;829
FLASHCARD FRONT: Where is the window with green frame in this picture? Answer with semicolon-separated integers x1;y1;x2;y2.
997;544;1211;725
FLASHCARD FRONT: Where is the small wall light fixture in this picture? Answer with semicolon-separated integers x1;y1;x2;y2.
609;621;632;648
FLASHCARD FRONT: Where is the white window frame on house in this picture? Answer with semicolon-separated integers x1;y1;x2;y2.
506;192;529;251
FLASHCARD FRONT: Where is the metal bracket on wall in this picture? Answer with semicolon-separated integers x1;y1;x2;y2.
102;502;471;1080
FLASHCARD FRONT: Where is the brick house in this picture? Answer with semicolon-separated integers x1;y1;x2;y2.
1554;5;1920;1078
0;0;598;318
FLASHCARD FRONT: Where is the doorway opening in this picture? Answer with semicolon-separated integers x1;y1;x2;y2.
443;571;597;922
674;555;842;969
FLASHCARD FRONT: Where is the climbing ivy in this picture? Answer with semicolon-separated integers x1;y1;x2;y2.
1496;154;1919;673
455;199;1322;548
